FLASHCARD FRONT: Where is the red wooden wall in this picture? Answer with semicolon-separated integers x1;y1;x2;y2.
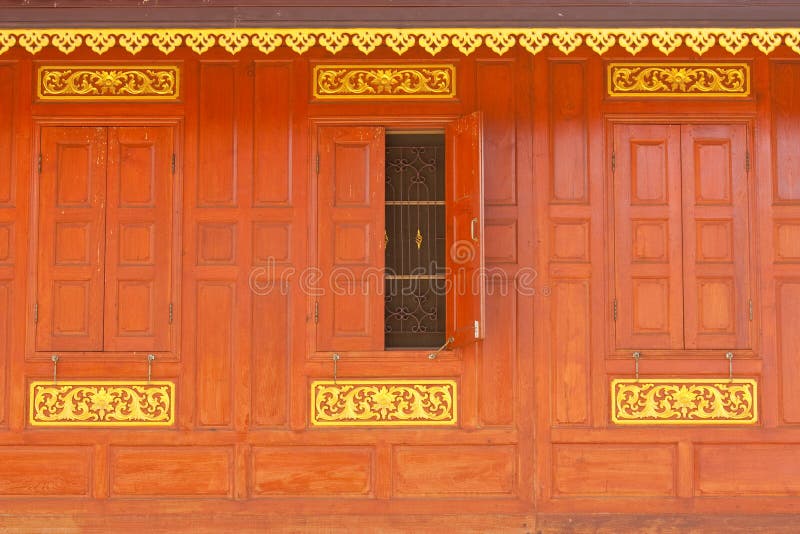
0;40;798;527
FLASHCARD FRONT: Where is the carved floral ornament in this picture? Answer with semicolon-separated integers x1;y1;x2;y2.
3;28;800;56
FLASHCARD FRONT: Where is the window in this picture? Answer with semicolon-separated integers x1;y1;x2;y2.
314;113;485;353
35;125;176;353
612;122;753;351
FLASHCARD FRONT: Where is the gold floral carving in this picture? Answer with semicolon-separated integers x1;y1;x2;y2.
37;65;179;100
311;380;457;426
0;29;800;57
30;381;175;426
611;378;757;425
608;63;749;97
313;64;455;99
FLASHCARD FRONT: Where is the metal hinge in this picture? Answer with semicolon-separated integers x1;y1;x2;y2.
169;303;174;324
611;150;616;173
37;154;42;174
171;154;176;174
749;299;753;321
34;303;38;324
613;299;618;321
745;150;750;172
314;301;319;324
316;153;320;175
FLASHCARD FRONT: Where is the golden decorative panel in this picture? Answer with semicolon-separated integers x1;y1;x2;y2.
311;380;457;426
611;378;757;425
313;64;455;99
1;28;800;57
30;381;175;427
608;62;750;97
37;65;180;100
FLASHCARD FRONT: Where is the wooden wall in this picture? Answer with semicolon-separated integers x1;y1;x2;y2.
0;42;798;525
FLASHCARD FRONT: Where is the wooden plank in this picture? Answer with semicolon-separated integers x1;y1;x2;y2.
198;61;236;207
696;444;800;495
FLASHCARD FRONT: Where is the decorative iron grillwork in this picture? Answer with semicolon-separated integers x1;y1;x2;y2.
384;134;446;348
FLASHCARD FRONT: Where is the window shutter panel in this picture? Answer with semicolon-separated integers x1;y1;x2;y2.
445;112;486;348
316;126;385;352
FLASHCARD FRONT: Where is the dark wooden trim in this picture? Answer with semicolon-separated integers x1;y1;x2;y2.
2;1;800;28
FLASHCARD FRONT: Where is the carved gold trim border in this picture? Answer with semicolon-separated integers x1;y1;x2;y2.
311;380;457;426
313;64;455;100
29;381;175;427
611;378;757;425
37;65;180;101
608;62;749;97
2;28;800;56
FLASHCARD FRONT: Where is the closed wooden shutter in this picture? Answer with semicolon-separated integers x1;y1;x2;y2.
315;126;385;352
37;126;107;351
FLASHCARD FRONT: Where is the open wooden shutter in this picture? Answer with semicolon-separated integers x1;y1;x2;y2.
445;112;486;347
37;126;107;351
104;126;174;352
613;124;684;350
681;124;752;349
316;126;385;352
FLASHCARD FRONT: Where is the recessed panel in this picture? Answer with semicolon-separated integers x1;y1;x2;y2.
197;222;237;265
119;223;155;265
118;143;156;206
775;220;800;262
631;219;668;262
631;141;668;205
56;143;95;207
51;280;91;336
252;222;291;264
332;287;372;337
697;444;800;495
551;220;589;262
632;278;670;334
0;223;11;264
116;280;154;335
0;447;91;496
484;220;518;264
694;140;732;204
54;222;91;265
251;447;373;496
697;277;735;333
333;223;370;264
696;219;734;263
334;143;371;206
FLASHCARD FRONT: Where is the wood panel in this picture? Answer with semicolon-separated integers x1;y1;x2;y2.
195;281;235;427
696;444;800;495
551;279;590;425
251;288;290;427
552;444;676;497
0;447;91;496
253;61;292;206
104;126;174;352
612;123;684;350
36;126;107;352
681;124;751;349
198;61;237;207
0;64;13;207
477;60;516;205
0;281;8;425
550;60;587;204
393;445;515;496
110;447;233;497
777;280;800;424
251;446;373;496
479;288;515;426
771;61;800;204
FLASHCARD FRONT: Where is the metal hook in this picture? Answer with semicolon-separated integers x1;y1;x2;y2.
147;353;156;384
332;353;340;384
633;351;641;381
726;351;734;382
428;337;455;360
51;354;59;384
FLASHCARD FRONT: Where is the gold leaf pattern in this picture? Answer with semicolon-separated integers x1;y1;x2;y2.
30;381;175;426
318;31;349;54
51;32;83;54
218;31;249;54
38;66;179;100
85;32;116;54
611;379;757;425
311;380;457;426
608;63;749;97
118;31;150;55
314;64;455;100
